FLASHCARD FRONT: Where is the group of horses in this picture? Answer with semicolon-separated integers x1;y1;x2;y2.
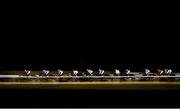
17;69;177;82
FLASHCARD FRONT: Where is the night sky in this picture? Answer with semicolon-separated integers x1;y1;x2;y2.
0;12;178;71
0;33;178;71
0;42;178;71
0;35;178;71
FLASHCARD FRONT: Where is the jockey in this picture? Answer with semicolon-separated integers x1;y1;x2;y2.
58;69;63;76
114;69;121;76
157;69;164;75
144;68;150;75
164;69;172;75
87;69;93;76
24;70;31;76
99;69;105;76
125;69;130;75
42;70;50;76
73;70;79;76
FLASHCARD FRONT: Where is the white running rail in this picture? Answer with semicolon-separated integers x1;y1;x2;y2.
1;75;180;79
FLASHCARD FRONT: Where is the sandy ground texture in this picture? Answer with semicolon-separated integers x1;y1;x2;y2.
1;81;180;90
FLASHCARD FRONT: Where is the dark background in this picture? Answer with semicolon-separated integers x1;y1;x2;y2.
0;3;179;108
0;2;179;71
0;24;179;108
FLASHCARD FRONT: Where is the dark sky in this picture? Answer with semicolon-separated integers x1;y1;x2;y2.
0;29;179;71
0;9;178;71
0;32;178;71
0;40;178;71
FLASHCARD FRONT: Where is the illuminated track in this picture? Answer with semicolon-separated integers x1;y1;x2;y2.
1;81;180;90
1;74;180;90
0;75;180;78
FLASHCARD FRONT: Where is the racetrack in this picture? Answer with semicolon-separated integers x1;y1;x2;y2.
1;71;180;90
1;81;180;90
